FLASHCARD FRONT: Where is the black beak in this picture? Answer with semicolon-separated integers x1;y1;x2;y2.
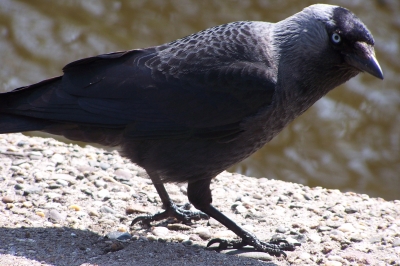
344;42;383;80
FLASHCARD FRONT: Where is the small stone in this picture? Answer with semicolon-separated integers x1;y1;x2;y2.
369;235;383;244
126;204;147;214
338;223;356;233
36;211;45;217
48;184;62;189
324;261;342;266
100;206;115;214
14;184;24;190
15;177;24;183
22;201;33;208
100;163;110;170
318;226;332;232
276;226;287;233
327;255;344;263
252;193;263;200
114;169;132;180
116;232;132;241
152;226;169;237
12;208;28;215
173;233;189;242
146;234;157;241
51;174;77;185
167;224;191;231
194;227;212;240
2;196;14;203
234;204;247;214
12;159;27;166
51;154;65;164
94;180;106;188
97;189;110;199
56;179;69;187
88;160;100;168
106;231;132;240
42;149;54;157
344;207;358;214
213;230;236;239
350;234;363;242
392;238;400;247
23;185;43;195
308;233;321;243
322;243;335;254
28;151;43;160
224;251;273;262
88;209;100;217
46;209;66;223
299;252;311;260
182;240;193;246
68;205;81;211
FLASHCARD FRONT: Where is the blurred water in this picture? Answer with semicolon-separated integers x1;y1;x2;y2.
0;0;399;200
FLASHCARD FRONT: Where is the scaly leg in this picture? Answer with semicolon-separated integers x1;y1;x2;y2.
187;178;298;257
131;175;208;226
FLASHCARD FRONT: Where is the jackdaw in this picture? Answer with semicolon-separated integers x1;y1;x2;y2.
0;4;383;256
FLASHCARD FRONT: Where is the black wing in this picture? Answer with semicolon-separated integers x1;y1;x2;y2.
2;42;276;141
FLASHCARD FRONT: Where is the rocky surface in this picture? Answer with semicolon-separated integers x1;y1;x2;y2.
0;133;399;266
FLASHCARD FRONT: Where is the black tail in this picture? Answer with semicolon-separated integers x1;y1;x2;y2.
0;76;61;134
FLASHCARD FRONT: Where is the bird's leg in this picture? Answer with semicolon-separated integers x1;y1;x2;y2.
187;179;299;257
131;180;208;227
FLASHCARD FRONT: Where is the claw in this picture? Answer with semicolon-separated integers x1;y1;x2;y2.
206;236;297;258
130;202;209;227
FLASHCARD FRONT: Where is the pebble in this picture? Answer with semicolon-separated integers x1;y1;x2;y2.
308;233;321;243
338;223;356;233
298;252;311;260
28;151;43;160
194;227;212;240
94;180;106;188
56;179;69;187
126;204;148;214
167;224;191;231
97;189;110;199
100;206;115;214
88;208;100;217
324;261;342;266
51;154;65;164
276;226;287;233
22;201;32;208
114;169;132;180
152;227;170;237
344;207;358;214
106;231;132;241
100;163;110;170
46;209;66;223
23;185;43;195
68;205;81;211
2;196;14;203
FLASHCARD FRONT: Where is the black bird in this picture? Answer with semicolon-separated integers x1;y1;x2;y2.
0;4;383;256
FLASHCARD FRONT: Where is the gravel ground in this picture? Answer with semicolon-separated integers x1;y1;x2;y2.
0;133;399;266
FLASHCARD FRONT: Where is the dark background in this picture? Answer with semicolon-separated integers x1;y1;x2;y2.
0;0;399;200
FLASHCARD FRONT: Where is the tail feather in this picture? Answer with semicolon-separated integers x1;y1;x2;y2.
0;114;50;134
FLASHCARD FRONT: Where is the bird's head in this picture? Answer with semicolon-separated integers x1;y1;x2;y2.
274;4;383;91
308;4;383;80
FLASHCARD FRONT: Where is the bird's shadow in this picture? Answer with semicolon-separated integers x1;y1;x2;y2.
0;227;279;266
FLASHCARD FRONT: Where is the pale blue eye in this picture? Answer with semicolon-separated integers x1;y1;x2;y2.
331;33;341;44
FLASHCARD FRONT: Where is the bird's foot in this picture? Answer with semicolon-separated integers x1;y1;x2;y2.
207;235;299;257
130;202;209;226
